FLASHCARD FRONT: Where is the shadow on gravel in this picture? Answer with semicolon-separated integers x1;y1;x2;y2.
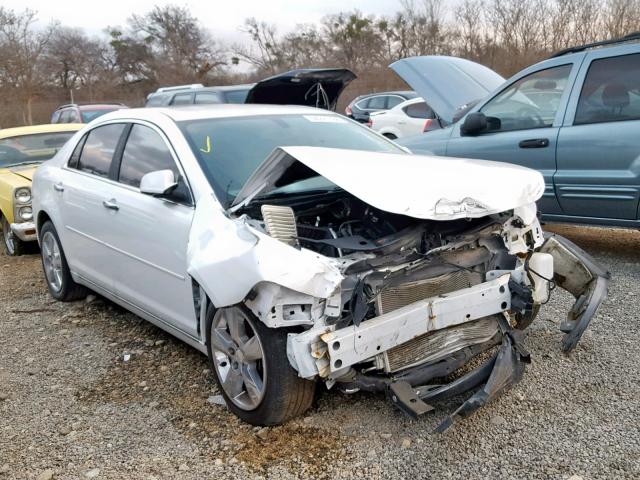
73;298;345;476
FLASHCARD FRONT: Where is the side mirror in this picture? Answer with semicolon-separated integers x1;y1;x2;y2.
460;112;487;136
140;170;177;196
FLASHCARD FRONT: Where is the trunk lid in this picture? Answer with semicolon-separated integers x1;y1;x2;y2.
389;56;505;123
245;68;356;111
231;146;544;221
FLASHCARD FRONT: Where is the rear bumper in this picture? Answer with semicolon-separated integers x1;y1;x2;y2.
10;222;37;242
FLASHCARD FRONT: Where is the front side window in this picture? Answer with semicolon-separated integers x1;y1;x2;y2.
171;93;193;105
387;96;404;109
223;89;250;104
575;54;640;125
179;114;403;207
76;124;125;178
481;64;572;132
195;92;223;105
59;110;71;123
0;132;75;167
118;125;178;187
367;96;387;110
404;102;434;119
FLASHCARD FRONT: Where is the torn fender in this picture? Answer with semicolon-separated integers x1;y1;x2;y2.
540;234;611;351
186;194;344;308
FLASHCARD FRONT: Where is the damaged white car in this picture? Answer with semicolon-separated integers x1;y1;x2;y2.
32;105;609;429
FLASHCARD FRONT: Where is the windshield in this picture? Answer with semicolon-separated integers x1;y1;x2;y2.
0;131;75;167
81;108;119;122
179;114;403;206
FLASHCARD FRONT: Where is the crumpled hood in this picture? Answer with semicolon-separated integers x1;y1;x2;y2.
390;56;505;123
245;68;356;110
231;146;545;221
8;165;37;181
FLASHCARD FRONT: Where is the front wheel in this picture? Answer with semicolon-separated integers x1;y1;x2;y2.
206;305;316;425
39;221;87;301
1;216;25;256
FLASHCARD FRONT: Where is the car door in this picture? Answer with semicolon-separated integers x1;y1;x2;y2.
445;60;581;215
57;123;127;289
555;49;640;223
104;122;198;337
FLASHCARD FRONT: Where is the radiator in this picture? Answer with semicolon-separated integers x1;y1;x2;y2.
376;270;497;373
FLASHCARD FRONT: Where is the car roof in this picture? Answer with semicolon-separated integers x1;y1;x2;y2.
78;104;127;110
94;104;340;123
0;123;84;139
149;84;254;97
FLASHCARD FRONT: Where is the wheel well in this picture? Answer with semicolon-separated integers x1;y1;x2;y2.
37;210;51;233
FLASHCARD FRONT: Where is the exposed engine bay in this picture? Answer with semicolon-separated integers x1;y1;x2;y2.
231;188;609;430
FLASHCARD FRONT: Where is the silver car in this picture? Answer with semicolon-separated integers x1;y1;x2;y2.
32;105;609;429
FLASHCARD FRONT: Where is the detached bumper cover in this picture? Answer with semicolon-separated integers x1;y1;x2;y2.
10;222;37;242
540;234;611;351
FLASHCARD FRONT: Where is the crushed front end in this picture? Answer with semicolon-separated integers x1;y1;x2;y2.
237;193;609;431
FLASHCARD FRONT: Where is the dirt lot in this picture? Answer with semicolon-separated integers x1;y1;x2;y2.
1;224;639;480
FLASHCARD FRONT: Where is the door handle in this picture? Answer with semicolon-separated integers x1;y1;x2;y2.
53;183;64;192
398;121;406;125
519;138;549;148
102;199;119;211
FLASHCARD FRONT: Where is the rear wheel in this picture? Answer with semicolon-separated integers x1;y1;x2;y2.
39;221;87;301
206;305;316;425
1;216;25;256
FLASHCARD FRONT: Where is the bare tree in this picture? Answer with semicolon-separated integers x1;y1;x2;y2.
0;8;55;124
129;5;227;84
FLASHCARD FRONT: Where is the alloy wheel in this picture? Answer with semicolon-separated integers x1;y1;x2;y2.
2;219;16;255
210;307;267;410
41;231;63;293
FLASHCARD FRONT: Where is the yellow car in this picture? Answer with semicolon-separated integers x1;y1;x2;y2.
0;123;82;255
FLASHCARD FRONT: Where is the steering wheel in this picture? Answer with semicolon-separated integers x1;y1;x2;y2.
515;106;545;127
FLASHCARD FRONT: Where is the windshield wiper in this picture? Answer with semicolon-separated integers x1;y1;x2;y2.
2;160;44;168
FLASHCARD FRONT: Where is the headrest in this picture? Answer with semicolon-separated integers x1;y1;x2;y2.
602;83;630;109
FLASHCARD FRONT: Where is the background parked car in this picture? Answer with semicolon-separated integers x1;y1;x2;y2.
345;91;417;123
145;84;254;106
368;97;441;139
51;104;128;124
0;123;82;255
397;36;640;229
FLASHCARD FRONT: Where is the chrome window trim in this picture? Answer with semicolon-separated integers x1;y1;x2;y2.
62;118;196;208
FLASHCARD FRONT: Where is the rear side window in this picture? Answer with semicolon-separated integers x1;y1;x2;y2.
575;53;640;125
195;92;223;104
76;124;125;178
171;93;193;105
404;102;434;119
118;125;178;187
59;110;71;123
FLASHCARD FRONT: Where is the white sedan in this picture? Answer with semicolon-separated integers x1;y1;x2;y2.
32;105;608;428
369;97;441;139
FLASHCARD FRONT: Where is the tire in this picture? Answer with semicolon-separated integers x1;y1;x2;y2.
206;304;316;425
39;220;87;302
1;215;25;256
383;133;397;140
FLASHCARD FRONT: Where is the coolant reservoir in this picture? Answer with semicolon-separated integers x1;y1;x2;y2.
529;252;554;303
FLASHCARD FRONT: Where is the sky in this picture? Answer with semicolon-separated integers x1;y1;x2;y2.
4;0;404;44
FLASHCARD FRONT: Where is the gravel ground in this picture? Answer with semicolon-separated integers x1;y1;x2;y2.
1;223;639;480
